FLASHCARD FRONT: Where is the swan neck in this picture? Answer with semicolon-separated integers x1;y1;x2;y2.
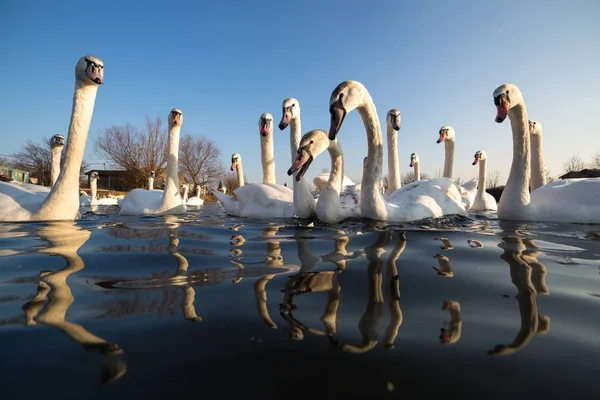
478;158;487;194
34;82;99;220
90;179;97;205
148;177;154;190
500;103;531;216
290;117;301;164
328;143;344;195
443;140;455;178
356;97;387;220
317;142;343;223
236;161;245;187
261;134;276;184
51;147;62;187
530;134;546;191
162;124;182;208
414;161;420;181
386;122;401;195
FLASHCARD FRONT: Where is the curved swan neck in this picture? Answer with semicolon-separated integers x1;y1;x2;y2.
357;97;387;221
413;160;420;181
34;82;99;220
236;160;245;187
385;122;401;195
162;124;182;208
51;147;62;187
530;134;546;191
443;140;455;178
500;103;531;217
478;158;487;194
148;177;154;190
317;142;344;223
260;134;276;184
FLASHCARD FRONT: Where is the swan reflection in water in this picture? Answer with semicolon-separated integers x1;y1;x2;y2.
440;301;462;344
280;230;406;352
21;221;126;385
488;225;551;355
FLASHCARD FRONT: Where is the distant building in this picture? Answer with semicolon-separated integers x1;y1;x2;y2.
0;165;29;183
84;170;131;192
559;169;600;179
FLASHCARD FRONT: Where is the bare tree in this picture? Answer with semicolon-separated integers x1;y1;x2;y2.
562;154;586;174
401;171;430;185
487;169;501;188
9;138;88;186
221;171;239;193
544;164;555;183
95;116;168;188
179;134;222;189
590;152;600;170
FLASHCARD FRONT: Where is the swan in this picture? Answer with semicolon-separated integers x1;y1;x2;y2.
118;109;186;216
470;150;498;211
529;120;546;191
278;98;316;218
181;183;189;203
409;152;420;181
493;83;600;223
79;171;99;206
327;80;473;222
313;173;355;193
437;126;456;178
148;170;155;190
214;115;294;219
50;134;64;187
0;55;104;222
230;153;245;187
288;129;360;224
186;184;204;207
385;109;402;196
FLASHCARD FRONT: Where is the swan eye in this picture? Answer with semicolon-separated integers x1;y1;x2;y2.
309;140;314;144
292;104;295;107
505;90;509;94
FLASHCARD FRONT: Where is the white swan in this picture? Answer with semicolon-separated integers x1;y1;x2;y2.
327;80;473;222
181;183;189;203
409;152;420;181
437;126;456;178
529;120;546;191
288;129;360;223
186;184;204;207
278;98;316;218
493;83;600;223
50;134;64;187
470;150;498;211
385;109;402;196
79;171;99;207
148;170;155;190
214;115;294;219
118;109;186;216
230;153;245;188
0;55;104;222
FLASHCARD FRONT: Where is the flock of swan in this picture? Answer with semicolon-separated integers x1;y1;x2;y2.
1;55;599;224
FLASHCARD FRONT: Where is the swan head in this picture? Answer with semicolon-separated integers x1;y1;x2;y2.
529;120;543;135
409;152;419;167
231;153;242;171
278;98;300;130
328;80;368;140
288;129;330;182
259;112;273;137
169;109;183;126
76;55;104;85
387;109;401;131
90;171;100;181
50;134;65;148
149;170;155;178
437;126;455;143
493;83;523;123
472;150;487;165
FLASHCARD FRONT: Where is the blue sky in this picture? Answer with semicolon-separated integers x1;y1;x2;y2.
1;0;599;187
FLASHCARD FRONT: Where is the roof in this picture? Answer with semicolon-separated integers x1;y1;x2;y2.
84;169;128;176
559;169;600;179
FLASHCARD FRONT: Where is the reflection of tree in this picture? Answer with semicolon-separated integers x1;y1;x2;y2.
21;222;126;385
488;233;551;355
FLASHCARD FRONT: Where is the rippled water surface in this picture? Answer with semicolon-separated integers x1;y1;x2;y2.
1;202;600;399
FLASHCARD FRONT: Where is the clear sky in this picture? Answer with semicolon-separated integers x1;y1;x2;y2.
1;0;599;187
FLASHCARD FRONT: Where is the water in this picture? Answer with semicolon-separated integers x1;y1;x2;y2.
1;203;599;399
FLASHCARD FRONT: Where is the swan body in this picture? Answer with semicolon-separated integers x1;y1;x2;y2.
186;185;204;207
215;113;295;219
494;83;600;223
313;173;355;193
119;109;186;216
288;129;360;224
327;80;473;223
470;151;498;211
0;55;104;221
278;98;316;218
